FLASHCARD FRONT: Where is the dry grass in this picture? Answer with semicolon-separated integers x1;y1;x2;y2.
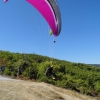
0;77;99;100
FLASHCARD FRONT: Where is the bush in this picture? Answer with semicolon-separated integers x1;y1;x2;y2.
22;66;38;79
11;71;17;77
4;68;11;75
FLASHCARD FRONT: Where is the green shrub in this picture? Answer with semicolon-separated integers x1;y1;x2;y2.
4;68;11;75
11;71;17;77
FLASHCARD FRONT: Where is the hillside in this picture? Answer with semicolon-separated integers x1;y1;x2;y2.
0;50;100;97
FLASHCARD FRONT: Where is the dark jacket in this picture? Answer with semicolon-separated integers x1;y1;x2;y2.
45;67;53;76
1;66;5;71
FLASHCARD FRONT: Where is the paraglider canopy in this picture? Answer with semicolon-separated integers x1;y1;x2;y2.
26;0;61;36
4;0;61;36
4;0;8;3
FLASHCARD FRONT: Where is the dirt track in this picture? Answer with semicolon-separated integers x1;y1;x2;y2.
0;76;99;100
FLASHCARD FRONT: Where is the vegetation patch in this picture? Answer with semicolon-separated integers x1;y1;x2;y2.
0;50;100;97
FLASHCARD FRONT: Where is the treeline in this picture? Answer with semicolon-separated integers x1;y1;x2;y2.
0;50;100;97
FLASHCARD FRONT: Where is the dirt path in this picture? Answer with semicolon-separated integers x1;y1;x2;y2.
0;76;99;100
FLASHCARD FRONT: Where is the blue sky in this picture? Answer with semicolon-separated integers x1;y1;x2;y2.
0;0;100;64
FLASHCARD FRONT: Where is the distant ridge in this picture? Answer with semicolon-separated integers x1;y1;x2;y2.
88;64;100;67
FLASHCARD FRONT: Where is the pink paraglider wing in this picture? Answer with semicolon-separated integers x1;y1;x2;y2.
26;0;60;36
4;0;8;3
